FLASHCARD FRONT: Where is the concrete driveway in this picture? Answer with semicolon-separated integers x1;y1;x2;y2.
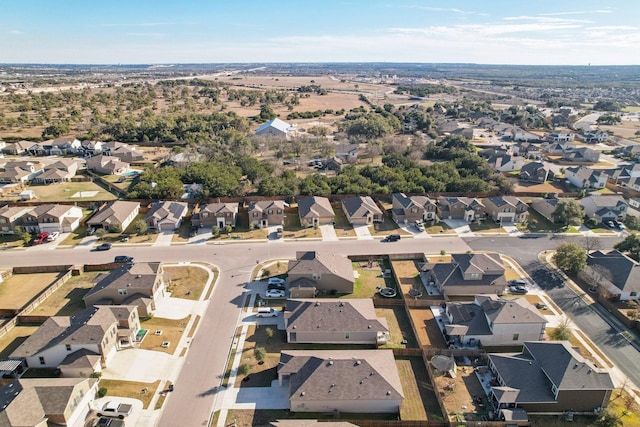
320;224;338;241
353;224;373;240
153;230;174;247
442;219;475;236
219;380;290;410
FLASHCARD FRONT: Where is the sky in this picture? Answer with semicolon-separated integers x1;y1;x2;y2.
1;0;639;65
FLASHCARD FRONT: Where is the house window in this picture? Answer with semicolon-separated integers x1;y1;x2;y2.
312;273;321;280
513;334;519;341
66;344;72;351
411;208;417;213
202;212;208;217
268;209;273;214
277;209;282;214
345;332;350;339
631;292;637;297
39;357;45;365
118;289;127;295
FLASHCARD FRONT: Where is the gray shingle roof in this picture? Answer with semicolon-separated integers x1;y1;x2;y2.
587;250;640;293
285;299;388;335
287;251;354;283
87;200;139;227
297;196;334;219
341;196;382;220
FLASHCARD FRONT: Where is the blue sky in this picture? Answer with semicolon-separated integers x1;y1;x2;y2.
1;0;639;65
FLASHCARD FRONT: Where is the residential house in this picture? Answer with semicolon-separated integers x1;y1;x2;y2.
0;206;31;234
565;166;607;189
562;146;600;163
443;295;546;347
519;162;554;183
0;183;23;197
22;204;83;233
583;250;640;301
49;137;81;155
256;118;293;139
278;349;403;414
168;151;203;167
0;161;44;184
297;196;335;227
27;141;48;156
437;197;485;222
543;141;569;155
34;159;79;184
83;262;166;317
580;195;627;223
10;305;140;370
546;131;575;143
583;130;608;143
485;153;525;172
614;144;640;161
192;202;239;229
287;251;355;295
284;299;389;345
324;157;345;172
80;140;103;156
107;142;144;163
530;198;562;223
483;196;529;223
488;341;614;415
436;119;462;135
247;200;286;228
335;143;359;164
0;140;6;152
422;252;507;297
451;127;474;139
511;128;541;142
1;140;31;155
144;200;188;232
391;193;437;224
0;377;98;427
341;196;383;225
87;200;140;232
86;155;130;175
512;142;542;159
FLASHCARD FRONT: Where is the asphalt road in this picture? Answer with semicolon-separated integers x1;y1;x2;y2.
3;234;638;426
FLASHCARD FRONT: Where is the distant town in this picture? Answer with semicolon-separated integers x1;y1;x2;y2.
0;63;639;427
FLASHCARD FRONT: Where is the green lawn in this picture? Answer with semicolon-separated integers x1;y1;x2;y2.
24;181;117;202
522;208;566;233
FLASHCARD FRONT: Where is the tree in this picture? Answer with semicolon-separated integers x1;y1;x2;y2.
553;242;587;274
133;219;148;235
552;200;583;226
583;235;601;253
96;228;106;241
594;410;623;427
224;225;233;235
614;233;640;261
549;316;572;341
254;347;266;362
211;226;220;237
14;226;31;246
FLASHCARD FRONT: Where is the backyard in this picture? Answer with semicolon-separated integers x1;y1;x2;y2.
0;325;40;359
0;272;62;311
396;356;444;421
351;259;397;299
375;306;418;348
34;271;105;316
433;364;490;423
21;181;117;202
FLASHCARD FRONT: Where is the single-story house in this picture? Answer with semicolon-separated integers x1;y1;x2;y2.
87;200;140;232
530;198;561;222
0;161;44;184
33;159;79;184
297;196;335;227
256;118;293;139
144;201;188;232
284;299;389;345
582;250;640;301
341;196;382;225
278;349;404;414
580;195;627;223
86;155;130;175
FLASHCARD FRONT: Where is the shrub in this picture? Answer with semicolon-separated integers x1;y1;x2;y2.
265;327;274;340
98;387;108;398
238;363;250;376
254;347;266;362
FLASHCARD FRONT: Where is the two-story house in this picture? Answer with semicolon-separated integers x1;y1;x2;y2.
564;166;607;189
22;204;84;233
86;155;130;175
580;195;627;223
144;200;188;232
287;251;355;295
34;159;80;184
437;197;485;222
391;193;437;224
583;250;640;301
519;162;554;183
247;200;286;228
483;196;529;224
0;206;32;234
0;161;44;184
422;253;507;297
192;202;239;229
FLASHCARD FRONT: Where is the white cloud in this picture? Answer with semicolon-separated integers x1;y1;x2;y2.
101;22;173;28
8;30;24;35
503;15;592;24
540;10;613;16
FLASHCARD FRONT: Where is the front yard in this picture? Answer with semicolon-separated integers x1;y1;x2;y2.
139;316;190;355
164;265;211;301
98;379;161;409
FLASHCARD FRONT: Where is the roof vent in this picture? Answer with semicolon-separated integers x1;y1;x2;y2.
368;325;372;329
300;391;305;396
355;360;361;366
315;302;320;306
574;363;579;368
136;274;141;279
339;302;345;307
588;369;592;374
360;380;364;384
386;391;391;395
328;360;334;365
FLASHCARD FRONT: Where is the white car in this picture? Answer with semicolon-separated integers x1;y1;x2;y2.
46;232;60;242
265;289;286;298
415;221;425;232
267;277;285;286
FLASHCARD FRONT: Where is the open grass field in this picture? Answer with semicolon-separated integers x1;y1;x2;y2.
164;265;210;301
351;260;396;299
396;357;444;421
34;271;105;316
139;316;190;355
98;379;161;409
0;325;40;359
18;181;116;202
0;272;62;310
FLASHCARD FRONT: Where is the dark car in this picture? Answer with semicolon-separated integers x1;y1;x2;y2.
95;417;125;427
114;256;134;263
382;234;401;242
96;243;112;251
509;285;528;294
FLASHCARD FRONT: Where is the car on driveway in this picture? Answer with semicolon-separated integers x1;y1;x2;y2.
509;285;528;294
46;231;60;242
415;221;425;232
96;243;112;251
94;417;125;427
268;277;286;290
509;279;526;286
265;289;286;298
33;232;50;245
114;255;134;263
256;307;279;317
613;220;625;230
606;220;615;228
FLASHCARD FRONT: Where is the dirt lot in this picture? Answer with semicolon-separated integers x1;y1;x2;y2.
433;365;489;423
0;272;62;311
512;180;565;194
3;181;117;203
164;265;210;301
409;308;447;349
139;316;191;355
33;271;104;316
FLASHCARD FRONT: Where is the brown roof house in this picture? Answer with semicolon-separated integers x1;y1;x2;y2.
248;200;286;228
87;200;140;232
443;295;546;347
0;377;98;427
277;349;403;414
437;197;485;222
22;204;84;233
530;198;562;223
341;196;382;225
483;196;529;224
297;196;335;228
422;253;507;298
391;192;437;224
287;251;355;295
86;154;130;175
284;299;389;345
83;262;166;317
519;161;554;183
0;205;32;234
0;161;44;184
488;341;613;416
105;142;144;163
192;202;239;229
582;250;640;301
10;305;140;371
565;166;607;189
33;158;79;184
1;140;32;155
144;200;188;232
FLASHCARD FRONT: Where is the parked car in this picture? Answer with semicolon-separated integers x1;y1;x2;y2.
606;220;615;228
96;243;112;251
94;417;125;427
613;220;625;230
86;227;96;236
189;226;199;237
415;221;425;232
382;234;401;242
275;227;283;238
267;277;285;285
46;231;60;242
256;307;279;317
509;279;526;286
114;255;134;263
265;289;286;298
96;400;132;419
509;285;528;294
33;232;50;245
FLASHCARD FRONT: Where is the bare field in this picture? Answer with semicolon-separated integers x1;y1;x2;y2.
601;121;640;139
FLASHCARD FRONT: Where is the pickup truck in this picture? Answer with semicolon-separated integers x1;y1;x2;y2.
97;401;132;419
